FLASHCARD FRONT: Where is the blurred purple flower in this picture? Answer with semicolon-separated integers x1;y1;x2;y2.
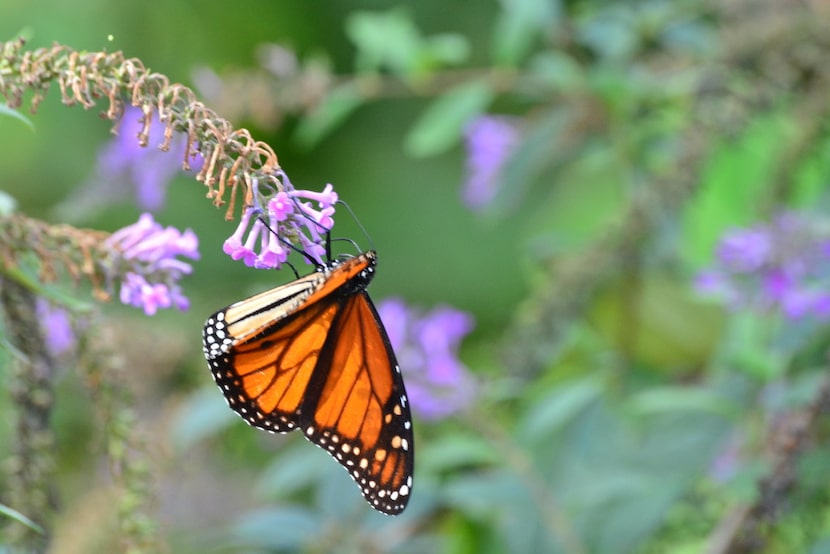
222;171;337;269
716;228;771;272
694;270;734;298
377;298;476;421
461;115;519;211
696;212;830;320
69;106;203;216
36;299;75;357
106;213;199;315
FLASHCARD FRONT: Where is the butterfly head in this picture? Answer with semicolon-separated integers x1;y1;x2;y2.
322;250;377;294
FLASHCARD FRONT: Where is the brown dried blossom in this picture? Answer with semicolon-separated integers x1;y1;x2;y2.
0;37;282;221
0;212;111;299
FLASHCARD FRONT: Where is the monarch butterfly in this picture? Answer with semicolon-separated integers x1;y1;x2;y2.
202;249;413;515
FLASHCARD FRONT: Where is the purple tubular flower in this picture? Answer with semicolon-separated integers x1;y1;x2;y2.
221;172;338;269
223;207;255;261
106;213;199;315
268;193;293;222
120;273;170;316
225;212;269;268
377;298;476;420
461;115;520;211
696;211;830;320
256;232;289;269
241;220;266;268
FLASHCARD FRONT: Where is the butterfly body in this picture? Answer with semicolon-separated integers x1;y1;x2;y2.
202;251;413;515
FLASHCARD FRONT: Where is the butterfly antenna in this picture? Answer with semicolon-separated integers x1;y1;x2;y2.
283;258;301;279
278;195;341;261
336;200;376;252
256;215;321;268
263;195;370;262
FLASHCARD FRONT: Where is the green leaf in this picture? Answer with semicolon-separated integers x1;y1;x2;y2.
168;387;237;449
0;503;44;534
444;470;559;552
681;112;791;267
0;103;35;132
792;131;830;207
419;433;499;472
527;50;584;92
577;8;638;61
442;469;527;517
0;264;95;313
421;33;470;68
294;84;364;148
628;386;737;417
590;274;725;372
726;313;789;381
346;9;468;78
403;80;493;158
346;9;422;75
520;375;603;441
492;0;560;66
230;508;322;551
257;442;331;498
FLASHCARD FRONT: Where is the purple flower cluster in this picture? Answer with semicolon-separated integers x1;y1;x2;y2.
461;115;519;211
72;105;202;216
105;213;200;315
377;298;476;420
696;212;830;320
222;170;337;269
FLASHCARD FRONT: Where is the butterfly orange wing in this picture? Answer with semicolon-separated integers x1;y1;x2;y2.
202;251;414;515
301;291;413;514
203;270;335;433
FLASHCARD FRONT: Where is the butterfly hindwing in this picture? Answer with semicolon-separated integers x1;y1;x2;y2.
202;251;414;515
301;292;413;514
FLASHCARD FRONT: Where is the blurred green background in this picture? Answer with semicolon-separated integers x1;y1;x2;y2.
4;1;830;553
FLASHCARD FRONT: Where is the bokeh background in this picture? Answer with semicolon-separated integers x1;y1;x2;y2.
4;1;830;553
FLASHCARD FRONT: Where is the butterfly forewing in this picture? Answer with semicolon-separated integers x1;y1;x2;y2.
203;271;332;433
202;251;414;515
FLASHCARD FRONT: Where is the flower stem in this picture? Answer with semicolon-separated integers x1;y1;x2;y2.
0;277;58;552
